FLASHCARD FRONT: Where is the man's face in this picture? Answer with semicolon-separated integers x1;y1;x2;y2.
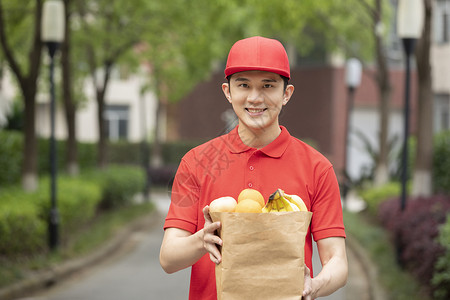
222;70;293;133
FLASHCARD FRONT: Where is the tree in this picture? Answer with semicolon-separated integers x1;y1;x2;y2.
309;0;393;187
413;0;433;196
258;0;391;186
73;0;151;168
0;0;43;191
371;0;393;187
138;0;242;166
61;0;78;175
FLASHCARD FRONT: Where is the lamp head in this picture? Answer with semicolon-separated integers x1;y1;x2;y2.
41;0;65;43
345;58;362;89
397;0;424;39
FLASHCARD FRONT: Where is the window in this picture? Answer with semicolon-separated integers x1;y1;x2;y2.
436;0;450;44
104;105;129;141
435;94;450;132
443;11;449;43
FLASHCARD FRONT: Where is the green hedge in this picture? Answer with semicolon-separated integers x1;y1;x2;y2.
433;131;450;195
0;130;198;186
36;177;102;237
432;215;450;300
358;182;402;215
0;131;23;185
85;165;145;210
0;165;145;256
0;188;46;255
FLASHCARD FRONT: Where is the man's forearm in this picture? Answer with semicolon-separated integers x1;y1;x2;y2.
160;229;207;274
311;255;348;298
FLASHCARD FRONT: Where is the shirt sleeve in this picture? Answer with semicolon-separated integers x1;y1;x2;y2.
310;166;346;241
164;156;201;233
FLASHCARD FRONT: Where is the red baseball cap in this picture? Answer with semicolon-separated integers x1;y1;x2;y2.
224;36;290;79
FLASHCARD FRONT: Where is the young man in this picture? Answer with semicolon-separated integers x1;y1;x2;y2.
160;36;348;299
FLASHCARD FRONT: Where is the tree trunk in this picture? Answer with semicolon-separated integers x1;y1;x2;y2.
22;86;38;191
95;62;112;168
62;0;79;175
0;0;43;191
151;81;167;168
96;87;107;168
373;0;392;187
412;0;433;197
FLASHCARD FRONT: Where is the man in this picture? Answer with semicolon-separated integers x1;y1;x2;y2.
160;36;347;299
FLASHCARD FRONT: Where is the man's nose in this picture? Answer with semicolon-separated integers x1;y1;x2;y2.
247;89;264;102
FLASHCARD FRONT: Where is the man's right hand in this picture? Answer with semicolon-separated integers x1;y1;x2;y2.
202;205;223;264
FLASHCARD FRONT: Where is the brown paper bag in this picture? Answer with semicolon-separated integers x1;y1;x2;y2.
210;211;312;300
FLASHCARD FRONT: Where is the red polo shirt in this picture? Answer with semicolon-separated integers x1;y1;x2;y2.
164;126;345;300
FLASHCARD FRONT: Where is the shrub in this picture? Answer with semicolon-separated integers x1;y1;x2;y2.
358;182;401;215
433;131;450;195
35;176;102;239
0;130;23;184
87;165;145;210
107;141;142;166
0;165;148;256
0;176;103;255
432;215;450;300
378;195;450;296
161;141;200;165
0;187;47;255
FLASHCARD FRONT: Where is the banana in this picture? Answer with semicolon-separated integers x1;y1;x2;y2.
284;192;308;212
262;188;308;213
262;201;272;213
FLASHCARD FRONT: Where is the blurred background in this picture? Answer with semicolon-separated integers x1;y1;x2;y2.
0;1;449;300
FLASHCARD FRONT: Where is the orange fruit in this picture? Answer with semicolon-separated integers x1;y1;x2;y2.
238;188;265;208
234;199;262;213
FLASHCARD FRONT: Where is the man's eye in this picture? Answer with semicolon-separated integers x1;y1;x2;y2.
239;83;249;88
263;84;273;88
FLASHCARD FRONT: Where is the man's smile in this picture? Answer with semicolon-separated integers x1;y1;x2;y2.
246;108;267;116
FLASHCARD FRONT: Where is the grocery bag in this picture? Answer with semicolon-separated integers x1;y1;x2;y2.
210;211;312;300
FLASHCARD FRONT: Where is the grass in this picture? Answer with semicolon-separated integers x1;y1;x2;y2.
0;202;155;289
344;210;431;300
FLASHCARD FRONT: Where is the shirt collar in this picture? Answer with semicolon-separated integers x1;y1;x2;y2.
225;125;291;158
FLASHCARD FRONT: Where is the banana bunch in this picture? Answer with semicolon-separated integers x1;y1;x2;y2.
262;189;308;213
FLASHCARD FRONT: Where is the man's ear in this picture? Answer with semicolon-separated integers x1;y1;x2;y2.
222;83;232;103
283;84;295;106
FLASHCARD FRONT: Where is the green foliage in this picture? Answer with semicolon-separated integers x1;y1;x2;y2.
3;100;24;131
0;130;22;185
433;131;450;195
0;175;102;255
0;131;196;186
161;140;200;165
0;0;37;72
0;201;154;289
358;182;401;215
432;215;450;300
0;187;46;255
106;141;142;166
86;165;145;210
0;165;144;256
35;176;102;239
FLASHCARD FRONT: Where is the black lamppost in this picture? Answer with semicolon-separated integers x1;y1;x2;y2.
41;0;65;250
343;58;362;208
397;0;424;212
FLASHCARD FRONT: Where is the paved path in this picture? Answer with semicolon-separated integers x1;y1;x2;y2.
18;192;369;300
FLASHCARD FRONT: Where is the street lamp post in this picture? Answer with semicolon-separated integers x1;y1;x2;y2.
397;0;424;212
41;0;65;250
343;58;362;209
